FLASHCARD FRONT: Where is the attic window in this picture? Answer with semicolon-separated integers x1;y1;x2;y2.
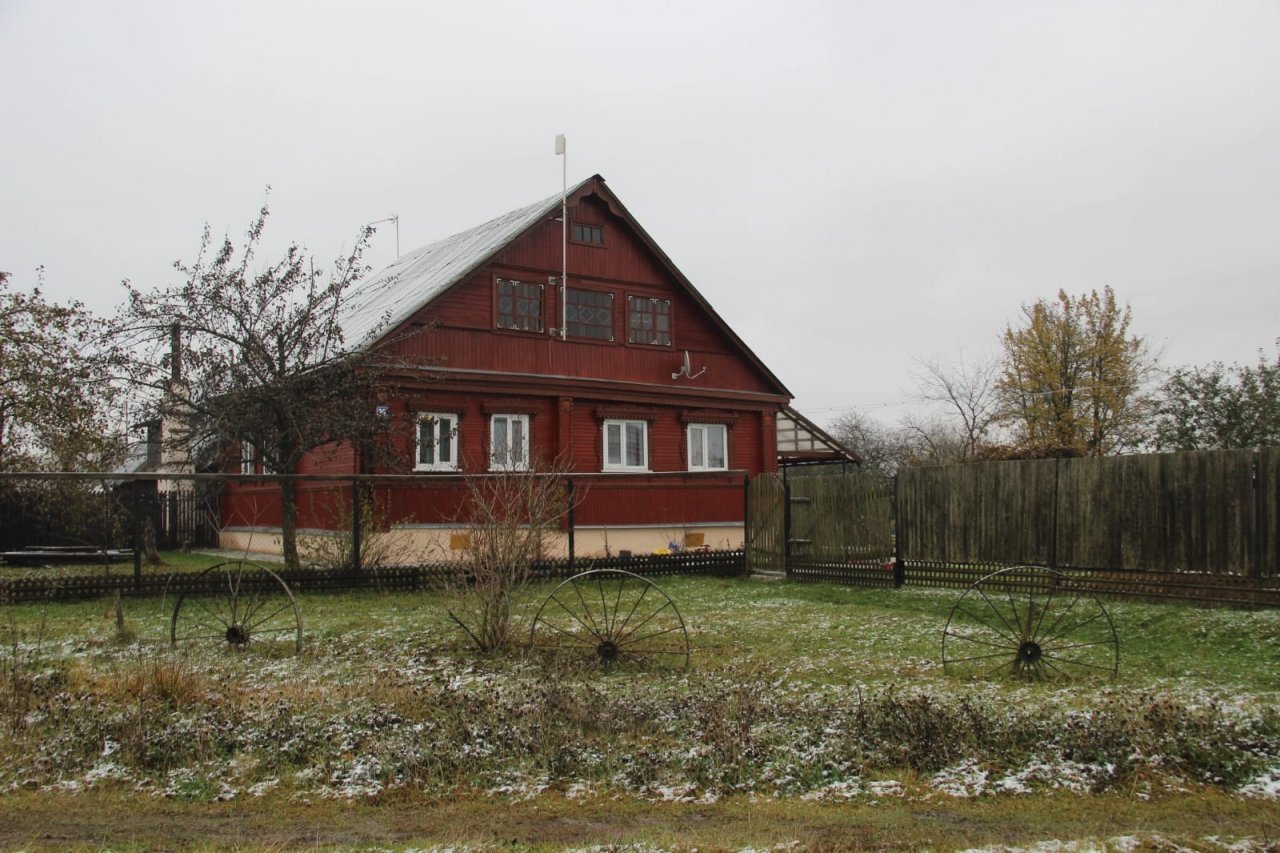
627;296;671;346
571;222;604;245
496;278;543;333
565;287;614;341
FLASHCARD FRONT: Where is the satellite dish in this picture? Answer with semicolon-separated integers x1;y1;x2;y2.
672;350;707;381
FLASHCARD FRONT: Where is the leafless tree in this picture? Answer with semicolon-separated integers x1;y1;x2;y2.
898;411;967;465
445;457;578;655
112;201;411;569
910;353;1001;461
827;410;909;480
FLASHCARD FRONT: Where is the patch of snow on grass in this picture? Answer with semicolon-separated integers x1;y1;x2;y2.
247;777;279;797
866;779;903;797
799;778;862;800
486;776;549;800
994;759;1110;794
1238;765;1280;799
931;759;989;797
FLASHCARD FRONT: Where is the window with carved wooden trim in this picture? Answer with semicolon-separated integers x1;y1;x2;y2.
496;278;543;333
566;287;614;341
627;295;672;346
603;419;648;471
416;413;459;471
489;414;529;471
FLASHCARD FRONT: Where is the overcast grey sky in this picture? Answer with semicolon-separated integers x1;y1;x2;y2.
3;0;1278;428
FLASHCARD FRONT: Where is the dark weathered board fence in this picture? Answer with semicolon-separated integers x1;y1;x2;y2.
0;481;220;553
896;448;1274;573
897;448;1277;577
752;470;898;586
745;474;786;573
753;447;1280;607
0;549;747;604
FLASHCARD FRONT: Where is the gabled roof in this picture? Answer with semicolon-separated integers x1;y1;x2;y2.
340;175;791;398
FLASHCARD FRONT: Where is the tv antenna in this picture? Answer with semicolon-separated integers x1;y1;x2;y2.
366;214;400;258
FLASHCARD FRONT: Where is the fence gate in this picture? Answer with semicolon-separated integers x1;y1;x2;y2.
785;470;895;584
746;469;895;583
746;474;786;573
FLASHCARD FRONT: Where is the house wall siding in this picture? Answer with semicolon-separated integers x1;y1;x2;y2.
220;181;787;542
378;193;779;397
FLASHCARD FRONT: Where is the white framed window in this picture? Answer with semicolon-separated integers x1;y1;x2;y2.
490;414;529;470
239;440;256;475
416;413;459;471
687;423;728;471
603;419;648;471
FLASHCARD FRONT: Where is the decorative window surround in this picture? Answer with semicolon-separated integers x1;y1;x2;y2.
565;287;614;341
627;295;672;347
603;419;648;472
490;413;529;471
416;413;459;472
495;278;543;333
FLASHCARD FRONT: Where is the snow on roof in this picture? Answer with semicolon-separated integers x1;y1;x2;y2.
340;182;587;349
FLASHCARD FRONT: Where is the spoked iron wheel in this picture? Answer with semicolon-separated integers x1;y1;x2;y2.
942;566;1118;681
171;561;302;654
529;569;690;671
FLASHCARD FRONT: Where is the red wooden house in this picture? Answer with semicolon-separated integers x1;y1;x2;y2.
220;175;852;558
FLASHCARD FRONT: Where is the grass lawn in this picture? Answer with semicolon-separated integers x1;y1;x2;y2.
2;568;1279;851
0;549;230;581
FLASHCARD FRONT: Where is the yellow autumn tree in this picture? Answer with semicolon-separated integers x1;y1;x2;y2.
996;286;1154;456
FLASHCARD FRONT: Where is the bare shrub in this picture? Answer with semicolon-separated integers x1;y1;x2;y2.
0;608;55;733
445;460;576;654
299;490;424;574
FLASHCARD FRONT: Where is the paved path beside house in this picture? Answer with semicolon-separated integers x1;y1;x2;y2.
191;549;286;564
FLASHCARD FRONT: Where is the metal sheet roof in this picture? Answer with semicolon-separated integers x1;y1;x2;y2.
335;174;792;401
339;182;587;349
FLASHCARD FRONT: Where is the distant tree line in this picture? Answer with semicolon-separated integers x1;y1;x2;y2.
830;284;1279;475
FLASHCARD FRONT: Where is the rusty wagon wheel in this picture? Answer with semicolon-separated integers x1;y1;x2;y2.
942;566;1118;681
171;560;302;654
529;569;690;671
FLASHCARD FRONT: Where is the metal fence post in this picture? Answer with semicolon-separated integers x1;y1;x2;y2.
131;482;142;585
567;477;576;572
892;473;905;588
351;479;363;574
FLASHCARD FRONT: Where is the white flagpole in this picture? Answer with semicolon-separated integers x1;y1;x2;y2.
555;133;567;340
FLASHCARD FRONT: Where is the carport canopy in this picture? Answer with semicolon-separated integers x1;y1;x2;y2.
776;406;861;467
